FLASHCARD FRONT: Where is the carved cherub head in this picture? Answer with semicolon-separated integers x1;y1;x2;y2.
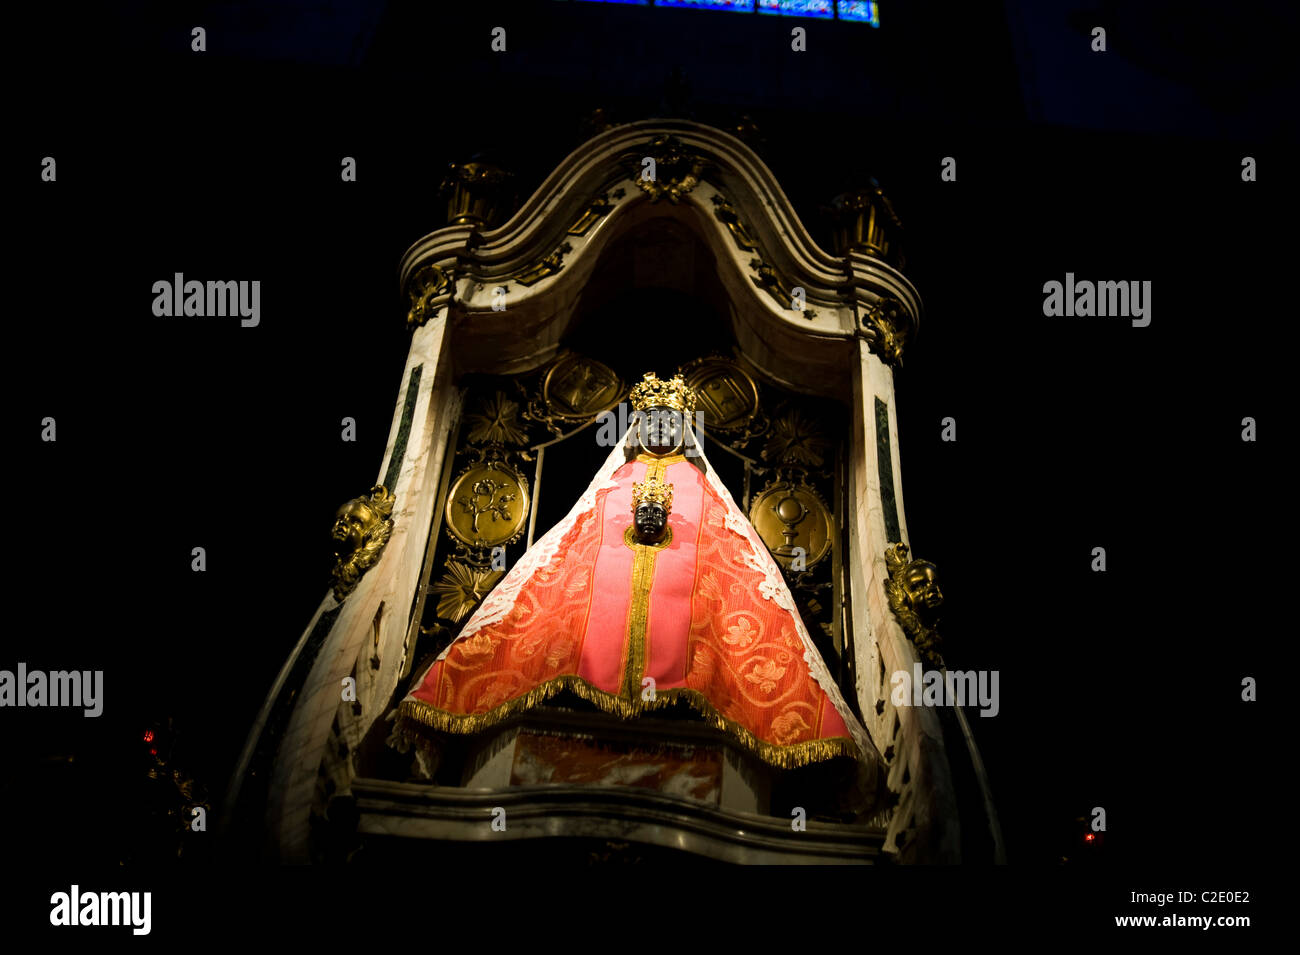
330;486;396;601
884;542;945;666
902;560;943;616
332;499;380;555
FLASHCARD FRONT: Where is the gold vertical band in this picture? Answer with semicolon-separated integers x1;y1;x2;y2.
621;456;674;698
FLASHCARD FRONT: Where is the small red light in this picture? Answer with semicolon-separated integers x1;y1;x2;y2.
143;730;155;743
1085;833;1095;842
149;747;158;756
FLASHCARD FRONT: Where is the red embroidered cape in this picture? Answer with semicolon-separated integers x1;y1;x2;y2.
399;449;876;771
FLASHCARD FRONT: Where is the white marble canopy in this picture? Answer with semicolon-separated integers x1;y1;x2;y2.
399;118;921;399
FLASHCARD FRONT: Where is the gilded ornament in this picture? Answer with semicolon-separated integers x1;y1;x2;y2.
749;479;833;571
884;542;945;666
825;180;905;266
440;160;514;228
464;391;528;446
405;264;452;330
430;561;504;624
680;356;759;432
749;257;817;320
330;485;397;601
709;194;758;251
515;241;572;287
860;296;908;368
445;460;529;548
568;188;625;236
629;371;697;415
541;353;624;420
631;474;674;511
629;135;706;204
763;406;830;466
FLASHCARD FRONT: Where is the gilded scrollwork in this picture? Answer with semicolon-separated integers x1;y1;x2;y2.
569;188;626;236
628;135;706;204
405;264;453;330
515;242;573;287
859;296;908;368
750;258;817;320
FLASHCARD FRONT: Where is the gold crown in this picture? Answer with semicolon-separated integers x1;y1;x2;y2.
629;372;697;415
632;475;674;512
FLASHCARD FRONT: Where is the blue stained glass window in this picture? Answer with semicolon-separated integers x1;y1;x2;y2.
655;0;757;12
836;1;880;25
565;0;879;25
757;0;834;17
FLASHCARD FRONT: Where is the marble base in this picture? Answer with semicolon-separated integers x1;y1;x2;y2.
352;776;885;865
459;711;766;814
509;730;723;804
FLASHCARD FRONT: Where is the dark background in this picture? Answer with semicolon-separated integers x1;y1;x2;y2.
6;0;1289;926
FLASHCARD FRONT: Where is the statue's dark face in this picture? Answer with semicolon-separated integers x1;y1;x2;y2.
634;502;668;542
638;406;684;454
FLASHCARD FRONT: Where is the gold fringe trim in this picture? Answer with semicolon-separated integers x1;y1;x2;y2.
396;674;860;772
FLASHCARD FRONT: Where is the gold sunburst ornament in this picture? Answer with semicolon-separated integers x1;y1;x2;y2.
431;561;504;624
464;391;528;445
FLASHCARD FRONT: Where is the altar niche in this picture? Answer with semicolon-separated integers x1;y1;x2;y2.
363;348;863;806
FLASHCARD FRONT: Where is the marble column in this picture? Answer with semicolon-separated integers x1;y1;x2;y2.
264;308;461;862
847;338;960;863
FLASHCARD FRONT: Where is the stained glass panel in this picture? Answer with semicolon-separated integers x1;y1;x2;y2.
837;1;880;25
757;1;834;18
655;1;757;12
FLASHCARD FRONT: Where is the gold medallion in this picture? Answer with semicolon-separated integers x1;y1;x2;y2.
445;460;530;548
541;353;624;420
680;357;759;432
748;480;833;570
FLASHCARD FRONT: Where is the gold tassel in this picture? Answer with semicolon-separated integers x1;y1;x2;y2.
396;674;859;772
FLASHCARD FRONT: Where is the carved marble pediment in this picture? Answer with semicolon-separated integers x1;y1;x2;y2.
399;120;923;400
